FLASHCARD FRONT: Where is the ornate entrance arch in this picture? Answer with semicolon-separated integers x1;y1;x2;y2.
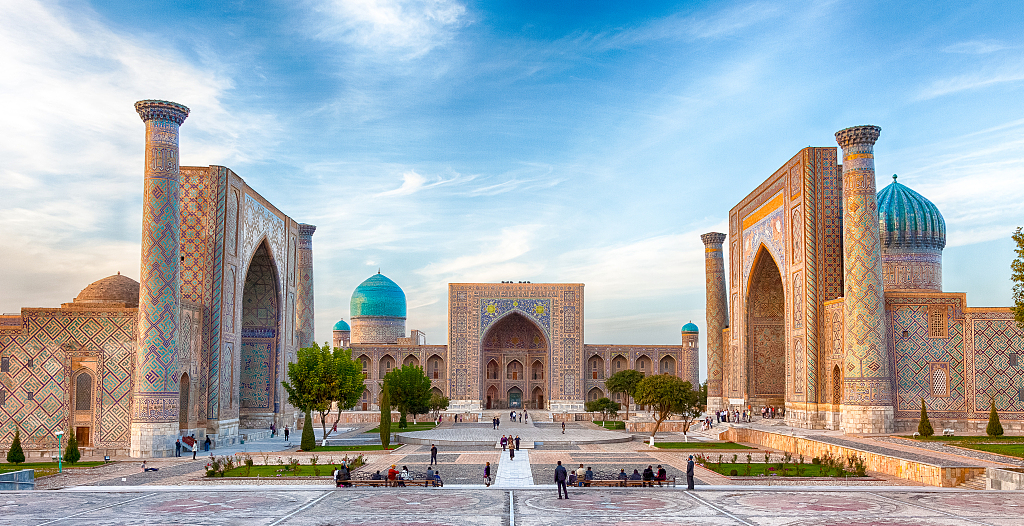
481;312;548;409
239;242;279;428
747;246;785;406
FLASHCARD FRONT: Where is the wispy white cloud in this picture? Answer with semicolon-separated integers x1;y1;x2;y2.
305;0;469;58
943;40;1012;54
917;65;1024;99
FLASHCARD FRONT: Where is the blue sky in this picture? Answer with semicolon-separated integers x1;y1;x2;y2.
1;1;1022;381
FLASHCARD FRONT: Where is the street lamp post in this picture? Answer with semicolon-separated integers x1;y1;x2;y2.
55;430;64;473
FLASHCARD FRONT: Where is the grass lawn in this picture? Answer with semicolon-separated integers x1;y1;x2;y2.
594;420;625;430
221;464;331;477
654;441;753;450
701;462;854;477
365;422;437;433
957;443;1024;458
311;444;402;452
899;435;1024;444
0;461;108;477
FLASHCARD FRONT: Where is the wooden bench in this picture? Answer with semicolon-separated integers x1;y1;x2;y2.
576;478;676;488
348;479;440;487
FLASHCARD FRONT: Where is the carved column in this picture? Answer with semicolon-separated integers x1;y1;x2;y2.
131;99;189;457
835;125;894;434
296;223;316;349
701;232;728;412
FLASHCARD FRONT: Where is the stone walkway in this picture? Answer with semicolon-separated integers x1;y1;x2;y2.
5;486;1024;525
494;448;534;487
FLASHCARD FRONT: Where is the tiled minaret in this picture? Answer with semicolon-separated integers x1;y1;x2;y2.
701;232;728;412
835;125;894;434
132;99;189;458
296;223;316;349
680;323;700;390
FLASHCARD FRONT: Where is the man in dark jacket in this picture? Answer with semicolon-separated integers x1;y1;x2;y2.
686;455;695;490
642;465;654;487
430;444;438;465
554;461;569;499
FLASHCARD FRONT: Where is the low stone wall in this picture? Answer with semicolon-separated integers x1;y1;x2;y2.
721;427;985;487
0;469;34;490
309;412;480;425
0;447;128;460
987;468;1024;490
625;421;695;433
895;418;1024;434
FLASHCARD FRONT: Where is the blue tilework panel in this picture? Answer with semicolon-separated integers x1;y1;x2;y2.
239;338;275;410
892;305;966;415
479;299;551;337
974;319;1024;414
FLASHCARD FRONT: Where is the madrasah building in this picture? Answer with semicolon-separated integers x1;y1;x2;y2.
703;125;1024;434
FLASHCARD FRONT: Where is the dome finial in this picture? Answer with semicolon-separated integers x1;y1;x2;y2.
378;268;380;274
893;174;898;182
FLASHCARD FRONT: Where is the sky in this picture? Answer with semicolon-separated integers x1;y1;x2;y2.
1;0;1023;382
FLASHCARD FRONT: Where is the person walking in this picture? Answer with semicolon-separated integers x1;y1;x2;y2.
501;435;507;451
514;435;520;450
284;426;290;441
484;461;492;487
509;445;515;461
554;461;569;499
430;443;438;466
561;422;565;434
175;438;181;457
204;435;211;452
686;455;696;490
191;440;197;460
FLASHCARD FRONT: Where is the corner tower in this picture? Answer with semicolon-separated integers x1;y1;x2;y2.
132;99;189;457
295;223;316;348
350;272;407;344
680;322;700;390
835;125;894;434
701;232;728;412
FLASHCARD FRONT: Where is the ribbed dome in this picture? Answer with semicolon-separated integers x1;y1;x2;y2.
877;175;946;251
75;274;140;307
333;319;351;331
350;273;407;318
681;322;699;333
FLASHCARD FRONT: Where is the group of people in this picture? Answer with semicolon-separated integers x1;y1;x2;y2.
552;456;696;498
509;409;528;423
174;434;211;459
499;435;521;459
712;406;784;425
270;423;291;441
367;464;444;487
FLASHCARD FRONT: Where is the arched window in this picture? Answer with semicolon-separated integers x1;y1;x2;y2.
931;366;948;397
832;365;842;406
429;355;444;379
589;356;604;379
531;360;544;380
660;356;675;375
379;355;394;379
486;360;499;380
506;360;522;380
75;372;92;411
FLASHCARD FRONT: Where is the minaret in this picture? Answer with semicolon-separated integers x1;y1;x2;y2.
680;322;700;390
701;232;728;412
132;99;189;458
296;223;316;349
835;125;894;434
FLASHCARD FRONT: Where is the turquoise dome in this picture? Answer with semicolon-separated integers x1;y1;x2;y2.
350;273;407;318
332;319;350;331
877;175;946;251
681;322;699;333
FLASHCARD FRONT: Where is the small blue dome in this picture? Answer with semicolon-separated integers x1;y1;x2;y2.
877;175;946;251
333;319;350;331
681;322;699;333
351;273;407;318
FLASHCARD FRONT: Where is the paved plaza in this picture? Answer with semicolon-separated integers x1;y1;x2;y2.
3;486;1024;525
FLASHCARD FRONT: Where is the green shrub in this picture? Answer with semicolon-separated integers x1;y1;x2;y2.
988;401;1004;437
64;431;81;464
6;429;25;465
918;399;934;437
811;457;820;465
729;469;738;476
300;411;316;451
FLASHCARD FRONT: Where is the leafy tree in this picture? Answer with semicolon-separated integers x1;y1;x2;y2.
300;411;316;451
379;385;392;449
987;400;1004;437
64;431;81;464
6;428;25;464
328;346;366;435
282;343;366;442
429;393;450;418
634;374;702;437
1013;227;1024;330
917;399;934;437
584;397;620;422
605;369;644;420
382;364;432;428
699;381;708;408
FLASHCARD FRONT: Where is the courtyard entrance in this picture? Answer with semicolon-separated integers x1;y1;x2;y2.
747;246;786;408
481;313;547;409
239;241;279;428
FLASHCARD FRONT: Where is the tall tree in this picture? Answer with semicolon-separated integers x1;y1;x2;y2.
605;369;644;420
584;397;620;422
379;385;392;449
300;411;316;451
1012;227;1024;329
328;346;366;434
64;430;81;464
634;374;702;437
281;343;336;442
382;364;433;428
918;399;934;437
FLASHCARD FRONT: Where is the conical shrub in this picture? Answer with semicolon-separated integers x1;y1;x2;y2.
917;399;934;437
300;411;316;451
987;400;1004;436
64;431;81;464
6;428;25;464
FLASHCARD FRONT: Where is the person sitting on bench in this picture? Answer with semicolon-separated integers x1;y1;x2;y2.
433;470;443;487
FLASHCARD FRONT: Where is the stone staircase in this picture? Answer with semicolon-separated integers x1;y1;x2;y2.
956;472;987;490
